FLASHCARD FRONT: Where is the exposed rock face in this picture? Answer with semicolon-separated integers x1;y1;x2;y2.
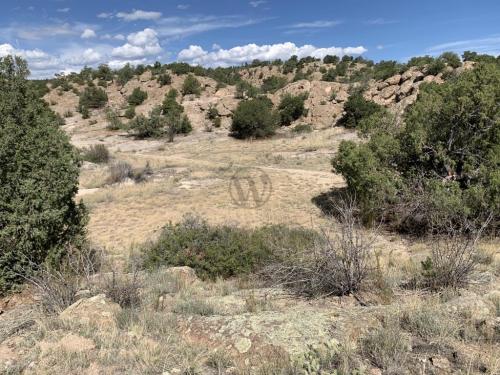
59;294;121;329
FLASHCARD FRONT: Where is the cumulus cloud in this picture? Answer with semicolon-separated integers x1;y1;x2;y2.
178;42;367;67
112;28;162;58
0;43;48;60
97;12;113;19
101;33;125;41
116;9;162;21
81;29;97;39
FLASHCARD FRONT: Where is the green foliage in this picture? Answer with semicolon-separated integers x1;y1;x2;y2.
427;59;446;76
162;89;184;118
407;55;435;69
235;81;259;99
127;87;148;106
332;63;500;232
338;92;385;128
141;216;317;280
93;64;113;81
0;56;87;294
462;51;499;64
373;60;403;80
181;74;202;95
261;75;287;93
231;97;277;139
78;86;108;111
278;93;308;126
439;52;462;68
124;106;136;119
282;55;298;74
128;106;165;139
292;123;313;133
105;108;124;130
322;68;338;82
323;55;339;64
116;63;135;86
157;73;172;86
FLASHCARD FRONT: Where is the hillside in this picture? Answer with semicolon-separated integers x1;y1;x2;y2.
1;53;499;375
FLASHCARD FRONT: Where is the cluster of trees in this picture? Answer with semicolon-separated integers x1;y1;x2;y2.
128;89;192;140
332;61;499;233
230;93;308;138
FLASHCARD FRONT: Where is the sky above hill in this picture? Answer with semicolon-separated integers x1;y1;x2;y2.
1;0;499;78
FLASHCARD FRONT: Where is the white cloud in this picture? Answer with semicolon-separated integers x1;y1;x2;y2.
156;15;265;39
97;12;113;19
212;43;221;50
428;36;500;55
178;42;367;67
177;4;190;10
16;23;78;40
116;9;162;21
0;43;48;59
289;20;341;29
249;1;266;7
112;28;162;58
102;33;126;41
81;29;97;39
57;8;70;13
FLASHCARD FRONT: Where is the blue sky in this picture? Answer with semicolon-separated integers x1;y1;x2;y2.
1;0;499;78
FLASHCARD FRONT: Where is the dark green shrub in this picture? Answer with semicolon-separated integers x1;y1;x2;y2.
261;75;287;93
178;114;192;134
230;97;277;139
235;81;259;98
323;55;339;64
332;63;500;233
80;106;90;119
116;63;135;86
82;144;110;164
427;59;446;76
439;52;462;68
182;74;202;95
373;60;402;80
157;73;172;86
93;64;113;81
127;87;148;106
278;93;308;126
0;56;87;294
162;89;183;117
338;93;384;128
128;107;164;139
282;55;298;74
79;86;108;110
105;108;124;130
293;124;313;133
124;106;136;119
322;68;337;82
141;216;317;280
407;55;435;69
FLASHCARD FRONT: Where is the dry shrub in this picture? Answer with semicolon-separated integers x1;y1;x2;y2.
263;198;375;297
81;144;110;164
420;217;491;290
22;245;102;314
361;316;410;374
101;271;141;308
106;160;133;184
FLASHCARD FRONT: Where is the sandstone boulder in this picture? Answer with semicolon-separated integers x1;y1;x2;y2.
60;294;121;329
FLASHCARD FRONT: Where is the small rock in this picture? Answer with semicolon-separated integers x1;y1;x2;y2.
60;294;121;329
384;74;401;86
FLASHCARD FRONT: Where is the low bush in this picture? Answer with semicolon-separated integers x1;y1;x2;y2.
105;108;124;130
78;86;108;112
101;272;141;308
81;144;110;164
373;60;403;80
182;74;202;96
127;87;148;106
262;200;374;297
107;161;134;184
128;107;164;138
230;97;277;139
124;106;136;119
278;93;308;126
261;75;287;93
427;58;446;75
292;123;313;133
337;92;385;128
439;51;462;68
141;215;317;280
157;73;172;86
323;55;339;64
